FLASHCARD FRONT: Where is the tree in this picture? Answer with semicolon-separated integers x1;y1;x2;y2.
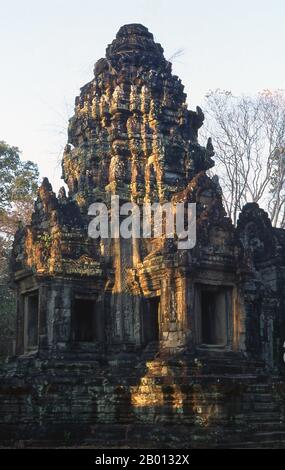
0;141;39;238
0;141;39;358
203;90;285;226
0;239;17;357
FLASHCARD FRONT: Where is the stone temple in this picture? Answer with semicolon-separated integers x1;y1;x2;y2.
1;24;285;448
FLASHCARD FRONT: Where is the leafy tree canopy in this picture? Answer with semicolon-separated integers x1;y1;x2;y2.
0;141;39;237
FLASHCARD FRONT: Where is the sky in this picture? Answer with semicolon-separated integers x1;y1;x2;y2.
0;0;285;193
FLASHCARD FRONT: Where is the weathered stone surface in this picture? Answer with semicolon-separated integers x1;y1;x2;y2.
1;24;285;448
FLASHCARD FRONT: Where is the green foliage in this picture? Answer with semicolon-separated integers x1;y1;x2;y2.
0;237;16;358
0;141;39;358
0;141;39;237
0;141;39;211
38;233;52;249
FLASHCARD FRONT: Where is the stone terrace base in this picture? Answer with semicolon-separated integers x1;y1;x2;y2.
1;352;285;449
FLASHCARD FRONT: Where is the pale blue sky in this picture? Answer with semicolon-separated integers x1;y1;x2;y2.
1;0;285;192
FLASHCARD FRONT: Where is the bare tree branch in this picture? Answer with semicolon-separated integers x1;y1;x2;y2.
203;89;285;226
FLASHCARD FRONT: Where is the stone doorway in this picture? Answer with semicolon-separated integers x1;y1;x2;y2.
196;285;233;347
142;296;160;346
72;298;96;342
24;291;39;352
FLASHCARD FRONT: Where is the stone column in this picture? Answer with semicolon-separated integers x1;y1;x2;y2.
160;269;187;350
